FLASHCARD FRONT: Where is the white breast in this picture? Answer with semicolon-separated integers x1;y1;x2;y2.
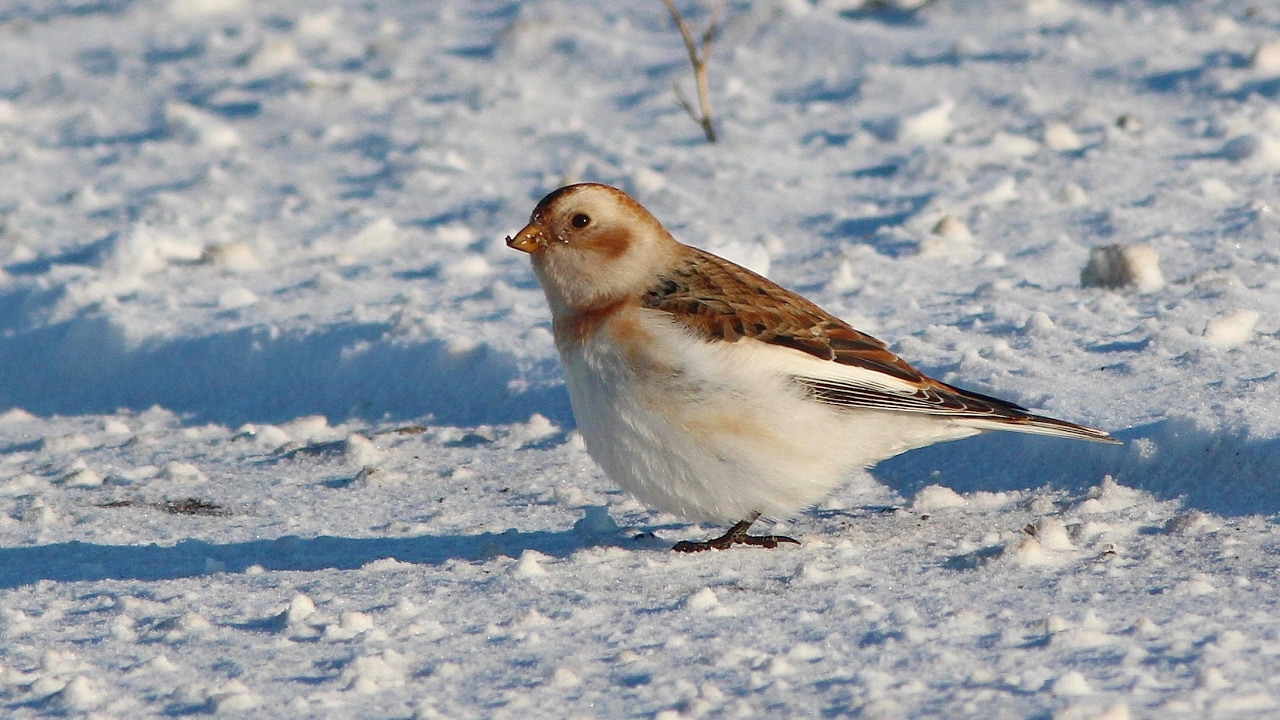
556;309;976;524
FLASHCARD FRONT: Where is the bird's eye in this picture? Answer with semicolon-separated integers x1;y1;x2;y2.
571;213;591;228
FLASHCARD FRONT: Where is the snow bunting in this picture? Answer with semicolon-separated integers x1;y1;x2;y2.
508;183;1119;552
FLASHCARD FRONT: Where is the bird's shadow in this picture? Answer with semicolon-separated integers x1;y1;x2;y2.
0;527;633;590
873;418;1280;518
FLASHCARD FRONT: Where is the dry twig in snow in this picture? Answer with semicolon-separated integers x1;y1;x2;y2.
661;0;723;143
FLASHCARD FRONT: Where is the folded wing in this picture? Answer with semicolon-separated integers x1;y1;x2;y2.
643;247;1119;445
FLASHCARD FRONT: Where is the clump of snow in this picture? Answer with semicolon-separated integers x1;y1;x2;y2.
61;459;103;488
162;461;205;483
895;99;953;144
1164;511;1219;536
911;485;966;511
1058;182;1088;206
1022;311;1055;336
931;215;973;243
1080;244;1166;293
218;287;259;310
628;167;667;196
246;39;299;74
1222;134;1280;167
1004;537;1051;566
1203;310;1259;349
709;237;771;278
685;588;720;612
987;131;1040;160
1075;476;1144;514
169;0;245;17
346;218;403;256
512;550;548;578
572;506;620;537
202;242;263;272
1051;671;1092;697
1034;517;1073;551
1252;40;1280;74
1043;122;1083;151
285;594;316;625
343;434;380;466
54;676;98;710
164;103;241;150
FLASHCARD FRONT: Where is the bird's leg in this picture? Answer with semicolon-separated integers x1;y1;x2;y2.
672;514;800;553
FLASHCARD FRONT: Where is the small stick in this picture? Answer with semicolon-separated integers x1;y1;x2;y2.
661;0;722;143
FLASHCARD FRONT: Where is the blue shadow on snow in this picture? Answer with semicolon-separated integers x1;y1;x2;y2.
0;529;611;589
0;307;572;428
875;418;1280;519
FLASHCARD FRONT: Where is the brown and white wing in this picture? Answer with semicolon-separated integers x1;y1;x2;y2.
642;247;1120;444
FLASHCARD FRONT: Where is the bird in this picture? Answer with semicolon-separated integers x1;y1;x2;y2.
507;183;1120;552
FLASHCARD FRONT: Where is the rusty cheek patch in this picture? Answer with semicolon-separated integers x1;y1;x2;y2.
578;227;631;259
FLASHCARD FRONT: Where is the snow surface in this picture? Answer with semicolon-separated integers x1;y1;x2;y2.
2;0;1280;717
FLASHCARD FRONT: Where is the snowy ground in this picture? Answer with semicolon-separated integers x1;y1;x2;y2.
2;0;1280;717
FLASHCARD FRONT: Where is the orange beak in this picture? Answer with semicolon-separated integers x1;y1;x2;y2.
506;224;545;254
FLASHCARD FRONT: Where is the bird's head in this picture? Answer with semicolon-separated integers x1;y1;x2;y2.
508;183;678;313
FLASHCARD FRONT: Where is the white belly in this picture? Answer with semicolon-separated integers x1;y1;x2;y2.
557;313;974;524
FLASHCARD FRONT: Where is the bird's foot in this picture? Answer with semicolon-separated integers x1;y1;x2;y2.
672;519;800;553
